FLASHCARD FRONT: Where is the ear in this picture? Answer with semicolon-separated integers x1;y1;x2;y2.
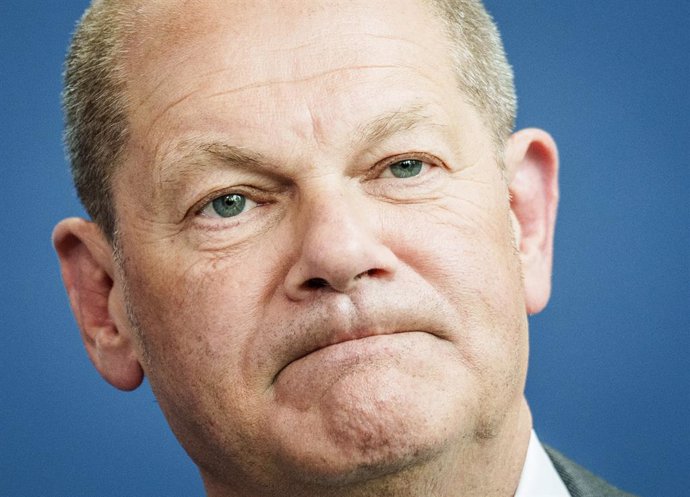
52;218;144;391
505;128;559;315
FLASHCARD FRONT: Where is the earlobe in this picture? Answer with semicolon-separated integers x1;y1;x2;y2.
52;218;144;391
505;128;559;315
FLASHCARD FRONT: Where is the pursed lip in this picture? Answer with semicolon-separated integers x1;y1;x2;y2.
272;327;409;384
263;292;456;386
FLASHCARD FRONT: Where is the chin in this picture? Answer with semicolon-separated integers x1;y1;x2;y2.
283;428;446;487
270;365;470;487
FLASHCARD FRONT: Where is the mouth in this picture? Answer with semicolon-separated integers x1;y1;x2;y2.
272;329;424;385
264;294;456;388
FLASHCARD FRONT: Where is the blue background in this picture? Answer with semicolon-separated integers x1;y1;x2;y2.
1;1;687;496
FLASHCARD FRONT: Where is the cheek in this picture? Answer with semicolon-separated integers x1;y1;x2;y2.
387;185;523;305
383;187;528;374
120;245;283;467
122;242;268;386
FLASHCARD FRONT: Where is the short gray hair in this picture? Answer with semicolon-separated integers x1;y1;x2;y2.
428;0;516;145
63;0;516;239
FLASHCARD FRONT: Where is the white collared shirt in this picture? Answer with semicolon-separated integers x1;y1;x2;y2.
514;430;571;497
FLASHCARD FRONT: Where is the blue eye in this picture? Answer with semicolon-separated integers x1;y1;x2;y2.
388;159;424;178
201;193;256;218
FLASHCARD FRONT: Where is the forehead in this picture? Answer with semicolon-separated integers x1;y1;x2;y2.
125;0;455;102
120;0;480;172
128;0;445;55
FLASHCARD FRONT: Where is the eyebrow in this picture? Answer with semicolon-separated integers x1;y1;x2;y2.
158;142;280;185
158;103;442;183
189;143;272;175
350;104;439;151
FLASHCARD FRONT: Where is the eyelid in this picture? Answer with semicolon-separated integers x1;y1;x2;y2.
187;186;263;219
199;194;258;219
375;152;443;179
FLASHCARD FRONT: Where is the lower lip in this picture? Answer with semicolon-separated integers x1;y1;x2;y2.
277;332;432;381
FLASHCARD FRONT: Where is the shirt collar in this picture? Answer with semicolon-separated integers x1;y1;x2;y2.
514;430;571;497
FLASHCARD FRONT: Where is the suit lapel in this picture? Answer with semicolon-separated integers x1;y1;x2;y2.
544;445;638;497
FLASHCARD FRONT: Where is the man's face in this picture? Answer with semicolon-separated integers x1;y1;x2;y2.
113;0;529;490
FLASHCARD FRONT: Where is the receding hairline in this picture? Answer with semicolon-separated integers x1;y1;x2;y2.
94;0;513;133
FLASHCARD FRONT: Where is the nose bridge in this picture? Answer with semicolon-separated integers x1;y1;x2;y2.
299;180;378;271
283;177;396;298
302;182;369;249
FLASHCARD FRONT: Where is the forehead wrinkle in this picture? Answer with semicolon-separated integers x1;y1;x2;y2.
139;64;404;144
203;64;402;102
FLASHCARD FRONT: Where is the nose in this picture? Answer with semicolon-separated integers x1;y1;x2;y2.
283;188;398;300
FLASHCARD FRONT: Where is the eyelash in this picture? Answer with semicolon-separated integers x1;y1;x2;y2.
372;152;442;180
191;186;265;218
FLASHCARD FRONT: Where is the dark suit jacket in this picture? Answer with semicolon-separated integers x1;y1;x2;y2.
544;446;639;497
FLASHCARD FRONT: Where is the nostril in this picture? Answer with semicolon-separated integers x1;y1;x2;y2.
305;278;329;289
358;268;383;279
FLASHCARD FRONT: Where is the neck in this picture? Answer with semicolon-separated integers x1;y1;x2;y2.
204;399;532;497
